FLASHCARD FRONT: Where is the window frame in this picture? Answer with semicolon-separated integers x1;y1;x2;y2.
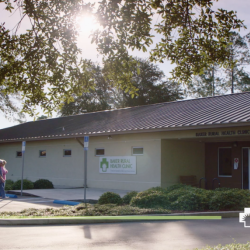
16;151;22;158
218;147;232;177
132;147;144;156
39;150;47;158
63;149;72;157
95;148;105;156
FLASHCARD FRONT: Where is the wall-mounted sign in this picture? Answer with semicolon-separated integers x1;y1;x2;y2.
99;156;136;174
84;136;89;151
196;130;250;137
22;141;26;153
234;158;239;170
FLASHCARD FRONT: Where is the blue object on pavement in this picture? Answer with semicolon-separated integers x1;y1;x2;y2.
53;200;80;206
6;194;18;198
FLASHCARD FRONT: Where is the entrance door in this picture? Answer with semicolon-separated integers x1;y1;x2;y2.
242;148;250;189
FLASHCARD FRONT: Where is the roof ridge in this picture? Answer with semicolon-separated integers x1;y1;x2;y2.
5;92;250;126
61;91;250;117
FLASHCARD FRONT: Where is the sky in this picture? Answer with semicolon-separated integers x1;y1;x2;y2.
0;0;250;129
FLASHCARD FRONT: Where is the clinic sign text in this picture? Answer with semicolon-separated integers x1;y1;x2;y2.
196;130;250;137
99;156;136;174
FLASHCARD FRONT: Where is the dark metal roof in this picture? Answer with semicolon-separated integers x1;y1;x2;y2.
1;92;250;142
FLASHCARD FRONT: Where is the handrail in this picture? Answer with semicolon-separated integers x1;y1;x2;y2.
212;178;221;189
199;177;207;189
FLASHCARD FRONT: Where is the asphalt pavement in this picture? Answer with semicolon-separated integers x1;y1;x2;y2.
0;218;249;250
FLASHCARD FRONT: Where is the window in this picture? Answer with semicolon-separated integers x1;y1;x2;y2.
132;147;144;155
95;148;105;156
16;151;22;157
63;149;72;157
218;147;232;176
39;150;46;157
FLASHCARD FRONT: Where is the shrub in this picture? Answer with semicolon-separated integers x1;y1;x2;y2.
122;191;138;204
163;187;210;211
98;192;123;205
12;179;34;190
209;188;250;211
5;179;14;191
131;185;213;211
214;187;232;192
33;179;54;189
165;183;192;193
5;179;14;186
5;184;13;191
126;185;250;212
147;186;168;193
166;188;192;203
170;191;206;211
130;190;170;208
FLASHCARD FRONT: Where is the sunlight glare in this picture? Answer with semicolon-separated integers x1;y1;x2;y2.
77;14;99;36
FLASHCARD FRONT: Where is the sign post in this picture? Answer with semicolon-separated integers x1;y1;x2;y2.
21;141;26;196
83;136;89;203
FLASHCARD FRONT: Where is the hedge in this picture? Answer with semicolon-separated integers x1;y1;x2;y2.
130;185;250;211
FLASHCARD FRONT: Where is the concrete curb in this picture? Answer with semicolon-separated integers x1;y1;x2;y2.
169;211;241;218
7;191;40;198
0;211;242;225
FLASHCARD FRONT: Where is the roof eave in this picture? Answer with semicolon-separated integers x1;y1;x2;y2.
1;121;250;143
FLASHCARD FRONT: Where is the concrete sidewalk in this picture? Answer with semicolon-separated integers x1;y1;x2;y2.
0;188;131;214
8;187;130;201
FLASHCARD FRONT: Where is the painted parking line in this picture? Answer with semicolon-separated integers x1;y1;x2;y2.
53;200;80;206
6;194;17;198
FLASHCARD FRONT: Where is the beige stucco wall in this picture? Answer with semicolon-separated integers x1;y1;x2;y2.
1;125;250;191
87;134;161;191
0;134;162;191
161;140;205;187
0;139;84;187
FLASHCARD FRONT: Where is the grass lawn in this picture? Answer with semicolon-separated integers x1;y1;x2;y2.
194;242;250;250
0;204;171;218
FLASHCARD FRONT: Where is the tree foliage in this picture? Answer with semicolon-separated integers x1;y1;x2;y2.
93;0;245;83
186;65;224;98
60;64;112;116
60;58;183;115
36;115;48;120
0;0;246;116
118;58;182;107
187;32;250;98
0;0;94;115
0;86;25;121
223;32;250;93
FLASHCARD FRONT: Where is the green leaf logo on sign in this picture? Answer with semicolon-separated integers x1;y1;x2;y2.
100;158;109;172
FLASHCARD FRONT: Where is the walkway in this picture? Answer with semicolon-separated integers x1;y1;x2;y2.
8;187;130;201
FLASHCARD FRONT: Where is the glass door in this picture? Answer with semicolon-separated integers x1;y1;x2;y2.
242;148;250;189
